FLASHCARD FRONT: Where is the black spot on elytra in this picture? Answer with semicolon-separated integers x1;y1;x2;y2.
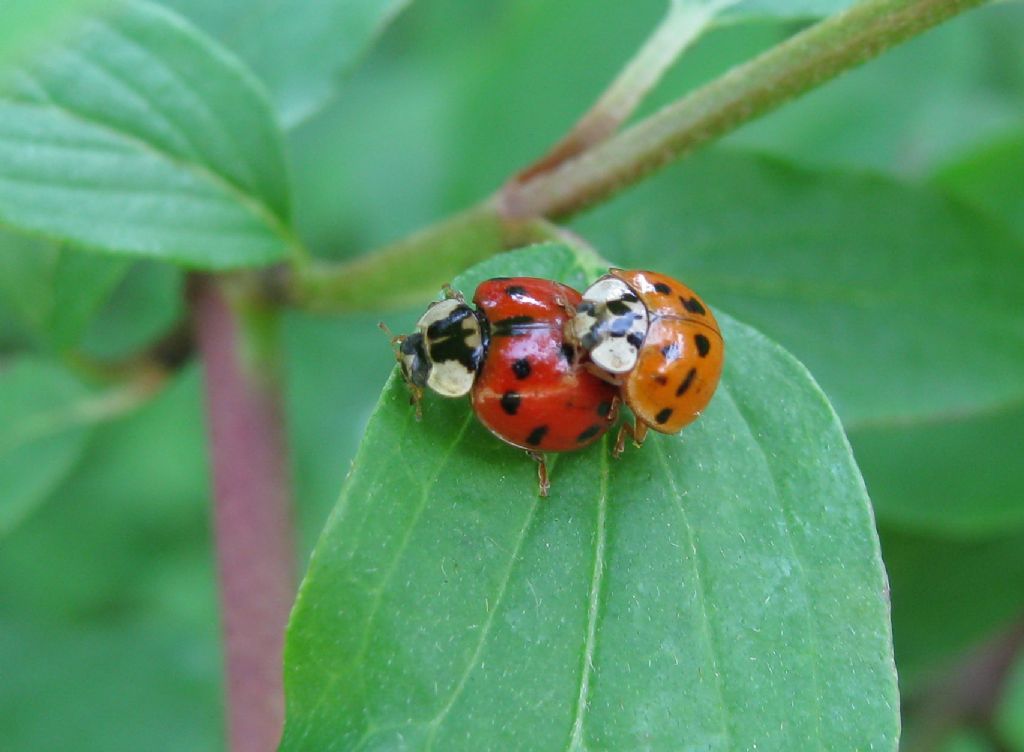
501;391;521;415
626;331;644;349
676;367;697;396
695;334;711;357
661;342;681;362
596;400;613;418
653;375;668;386
561;343;576;363
577;424;602;443
655;407;673;424
492;315;536;336
680;296;706;315
525;425;549;446
505;285;527;297
654;282;671;294
512;358;531;379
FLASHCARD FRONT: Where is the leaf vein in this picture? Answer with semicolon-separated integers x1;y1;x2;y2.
652;439;733;748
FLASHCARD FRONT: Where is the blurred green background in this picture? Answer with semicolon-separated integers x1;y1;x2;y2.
1;1;1023;749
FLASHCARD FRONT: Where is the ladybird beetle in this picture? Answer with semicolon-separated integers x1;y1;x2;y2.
568;268;724;456
393;278;617;496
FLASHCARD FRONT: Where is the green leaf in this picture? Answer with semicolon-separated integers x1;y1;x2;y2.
718;0;854;22
0;1;293;269
725;2;1024;177
77;260;183;360
882;527;1024;691
0;366;221;750
574;149;1024;429
0;0;111;71
0;229;129;350
996;647;1024;752
0;359;92;535
281;245;898;751
934;130;1024;245
160;0;413;127
851;404;1024;536
0;615;220;752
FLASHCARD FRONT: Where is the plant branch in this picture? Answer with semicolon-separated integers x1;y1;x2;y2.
515;0;722;182
280;0;984;312
502;0;987;219
282;203;552;313
192;276;296;752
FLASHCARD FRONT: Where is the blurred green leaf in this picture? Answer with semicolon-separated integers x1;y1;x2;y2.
0;230;129;351
724;3;1024;176
937;729;999;752
934;130;1024;244
725;2;1024;176
0;359;92;535
77;261;183;360
997;646;1024;752
0;1;293;269
0;0;110;71
160;0;412;128
0;367;209;618
0;615;220;752
852;404;1024;536
281;245;897;751
574;149;1024;429
720;0;854;21
882;527;1024;692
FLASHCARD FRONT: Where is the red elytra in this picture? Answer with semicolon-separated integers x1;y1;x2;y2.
470;277;617;453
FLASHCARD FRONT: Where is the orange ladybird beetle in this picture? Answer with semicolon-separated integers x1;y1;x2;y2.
567;269;724;456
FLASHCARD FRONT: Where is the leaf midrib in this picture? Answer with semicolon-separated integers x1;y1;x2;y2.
565;440;609;752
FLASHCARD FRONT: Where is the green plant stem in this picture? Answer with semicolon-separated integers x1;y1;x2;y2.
502;0;986;219
192;276;296;752
284;203;552;312
283;0;984;311
515;0;720;182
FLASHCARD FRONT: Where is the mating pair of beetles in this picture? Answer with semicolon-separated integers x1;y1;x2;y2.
390;269;724;496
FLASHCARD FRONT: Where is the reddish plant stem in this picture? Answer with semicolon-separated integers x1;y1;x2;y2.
192;277;296;752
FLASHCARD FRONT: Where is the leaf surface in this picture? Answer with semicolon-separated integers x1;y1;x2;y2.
852;404;1024;536
574;149;1024;429
0;1;292;269
882;527;1024;691
716;0;854;22
281;245;898;751
160;0;412;127
934;130;1024;245
0;359;92;535
0;230;129;350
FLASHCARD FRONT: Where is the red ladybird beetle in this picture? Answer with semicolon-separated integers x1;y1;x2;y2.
567;269;724;456
392;277;617;495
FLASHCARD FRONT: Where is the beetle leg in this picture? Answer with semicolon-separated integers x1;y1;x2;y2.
527;451;550;498
613;419;649;459
441;283;466;304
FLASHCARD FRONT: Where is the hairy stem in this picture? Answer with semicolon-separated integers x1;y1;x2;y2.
502;0;986;219
193;277;296;752
515;0;721;182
